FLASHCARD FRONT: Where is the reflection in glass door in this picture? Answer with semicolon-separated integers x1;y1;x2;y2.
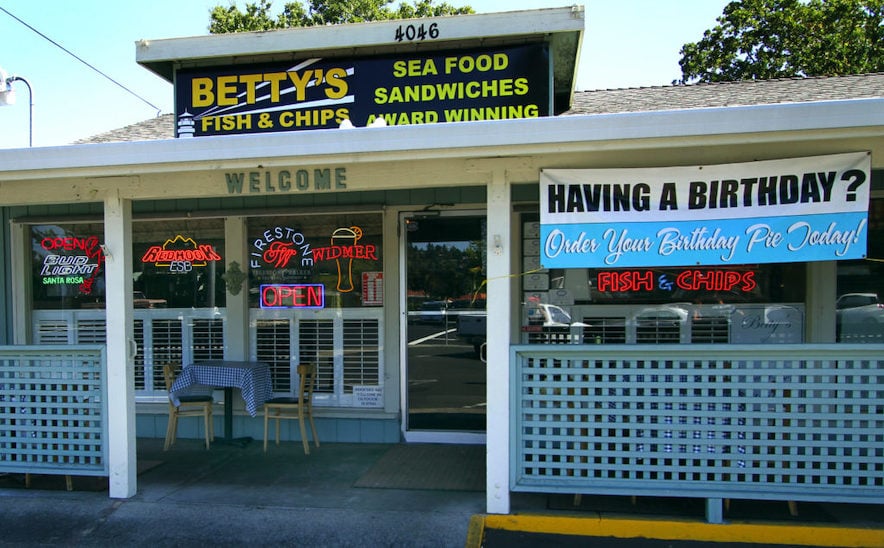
403;212;487;438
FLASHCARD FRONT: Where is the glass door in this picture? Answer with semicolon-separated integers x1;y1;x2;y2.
402;211;487;442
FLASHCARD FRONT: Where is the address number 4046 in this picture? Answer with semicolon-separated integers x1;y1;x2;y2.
394;22;439;42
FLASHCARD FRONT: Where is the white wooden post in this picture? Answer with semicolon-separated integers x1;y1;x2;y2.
485;168;511;514
104;194;136;498
224;217;249;360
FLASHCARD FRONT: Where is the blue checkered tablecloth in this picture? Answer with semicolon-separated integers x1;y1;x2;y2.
170;360;272;417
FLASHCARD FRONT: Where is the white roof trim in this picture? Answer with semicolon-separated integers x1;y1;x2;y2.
136;6;584;79
0;98;882;176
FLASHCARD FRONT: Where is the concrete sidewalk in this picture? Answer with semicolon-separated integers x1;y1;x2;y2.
0;438;484;546
1;438;882;547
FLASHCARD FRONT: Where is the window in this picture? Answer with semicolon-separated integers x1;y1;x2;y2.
133;219;226;309
520;213;806;345
248;213;384;406
837;196;884;343
30;223;105;311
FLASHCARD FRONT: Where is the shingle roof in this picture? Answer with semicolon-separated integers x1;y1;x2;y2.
74;114;176;144
74;73;884;145
565;73;884;115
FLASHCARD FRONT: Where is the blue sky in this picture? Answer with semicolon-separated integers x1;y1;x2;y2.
0;0;729;149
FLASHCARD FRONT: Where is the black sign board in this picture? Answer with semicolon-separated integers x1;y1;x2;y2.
174;44;550;137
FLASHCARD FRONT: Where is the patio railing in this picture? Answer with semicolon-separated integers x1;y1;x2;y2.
510;344;884;523
0;345;108;477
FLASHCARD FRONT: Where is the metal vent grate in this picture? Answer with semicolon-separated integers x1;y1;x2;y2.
75;319;106;344
299;320;335;394
692;316;730;344
527;327;573;345
133;319;146;390
34;320;70;345
256;319;293;392
151;319;183;391
192;318;225;362
582;317;627;344
636;314;682;343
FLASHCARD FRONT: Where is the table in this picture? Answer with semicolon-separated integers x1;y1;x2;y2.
170;360;272;446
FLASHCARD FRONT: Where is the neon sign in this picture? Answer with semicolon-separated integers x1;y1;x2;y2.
141;235;222;272
597;269;756;293
40;236;104;295
250;224;379;294
260;284;325;309
250;226;313;270
675;269;756;292
312;226;377;292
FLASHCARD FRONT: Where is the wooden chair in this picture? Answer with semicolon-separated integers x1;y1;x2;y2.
162;364;214;450
263;363;320;454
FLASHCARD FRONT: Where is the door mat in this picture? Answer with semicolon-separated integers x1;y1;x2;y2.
354;443;485;491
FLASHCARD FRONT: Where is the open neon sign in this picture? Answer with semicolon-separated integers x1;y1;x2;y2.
260;284;325;309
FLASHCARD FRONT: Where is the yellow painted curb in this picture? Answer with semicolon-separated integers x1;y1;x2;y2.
464;514;485;548
470;514;884;548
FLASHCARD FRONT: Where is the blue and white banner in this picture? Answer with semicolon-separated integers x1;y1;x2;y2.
540;152;871;268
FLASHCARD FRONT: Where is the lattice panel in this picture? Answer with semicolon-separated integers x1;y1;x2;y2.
512;346;884;503
342;319;380;392
0;348;107;476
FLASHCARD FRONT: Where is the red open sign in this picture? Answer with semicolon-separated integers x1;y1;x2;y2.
260;284;325;309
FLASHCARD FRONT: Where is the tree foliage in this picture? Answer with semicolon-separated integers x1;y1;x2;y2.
678;0;884;83
209;0;473;32
407;241;484;303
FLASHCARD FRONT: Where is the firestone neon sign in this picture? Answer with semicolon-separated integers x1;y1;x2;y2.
250;225;378;293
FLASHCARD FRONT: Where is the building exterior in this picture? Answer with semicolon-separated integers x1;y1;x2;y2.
1;6;882;519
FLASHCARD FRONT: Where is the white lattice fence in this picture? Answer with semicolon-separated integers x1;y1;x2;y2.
511;344;884;508
0;346;107;476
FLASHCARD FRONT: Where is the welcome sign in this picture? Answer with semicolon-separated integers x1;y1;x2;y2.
540;152;871;268
174;44;550;137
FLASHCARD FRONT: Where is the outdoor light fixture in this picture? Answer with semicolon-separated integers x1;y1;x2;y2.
0;67;14;105
0;66;33;146
338;118;387;129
